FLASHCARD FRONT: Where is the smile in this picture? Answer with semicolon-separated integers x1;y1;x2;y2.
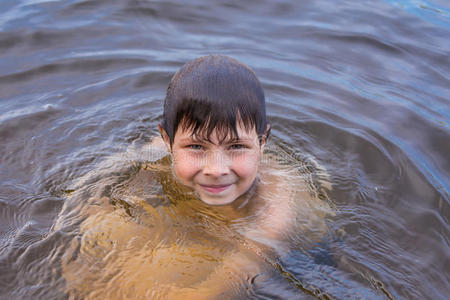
199;184;232;194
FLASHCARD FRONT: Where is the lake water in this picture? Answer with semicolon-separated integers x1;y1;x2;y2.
0;0;449;299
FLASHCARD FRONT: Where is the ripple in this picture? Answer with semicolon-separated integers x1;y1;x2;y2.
0;0;449;298
385;0;450;27
0;57;148;85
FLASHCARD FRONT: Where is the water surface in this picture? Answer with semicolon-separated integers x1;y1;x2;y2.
0;0;449;299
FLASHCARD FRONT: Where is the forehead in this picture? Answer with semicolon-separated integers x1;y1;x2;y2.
174;121;258;143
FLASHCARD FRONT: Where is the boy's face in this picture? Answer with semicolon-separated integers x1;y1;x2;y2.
161;122;265;206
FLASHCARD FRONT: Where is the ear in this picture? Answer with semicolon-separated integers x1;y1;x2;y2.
158;124;172;152
259;124;271;152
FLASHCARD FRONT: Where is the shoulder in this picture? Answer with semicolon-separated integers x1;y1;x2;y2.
254;143;334;240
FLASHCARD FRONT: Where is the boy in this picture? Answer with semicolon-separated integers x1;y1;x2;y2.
61;55;331;299
152;55;330;298
153;55;306;240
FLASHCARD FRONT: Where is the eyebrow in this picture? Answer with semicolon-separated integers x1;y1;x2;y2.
178;136;202;143
226;137;254;143
178;136;254;144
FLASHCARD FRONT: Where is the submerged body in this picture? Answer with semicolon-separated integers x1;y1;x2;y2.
60;140;332;299
60;55;333;298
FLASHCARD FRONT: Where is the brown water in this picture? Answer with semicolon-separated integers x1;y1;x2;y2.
0;0;449;299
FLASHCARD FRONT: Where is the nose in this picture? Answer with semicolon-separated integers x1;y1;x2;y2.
202;150;230;177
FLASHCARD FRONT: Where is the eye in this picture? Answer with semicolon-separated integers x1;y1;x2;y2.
229;144;246;150
188;144;204;150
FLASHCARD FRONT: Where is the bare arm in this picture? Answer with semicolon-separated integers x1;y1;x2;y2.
167;248;263;300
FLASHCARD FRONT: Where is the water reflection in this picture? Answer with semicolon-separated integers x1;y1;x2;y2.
384;0;450;27
0;0;449;299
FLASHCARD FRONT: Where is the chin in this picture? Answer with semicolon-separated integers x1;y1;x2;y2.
198;195;237;206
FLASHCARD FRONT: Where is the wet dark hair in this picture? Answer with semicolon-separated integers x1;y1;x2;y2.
161;55;269;146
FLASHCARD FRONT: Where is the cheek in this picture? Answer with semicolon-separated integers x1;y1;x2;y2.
232;154;259;180
172;153;201;181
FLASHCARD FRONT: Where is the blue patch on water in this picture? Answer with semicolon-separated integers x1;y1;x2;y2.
384;0;450;28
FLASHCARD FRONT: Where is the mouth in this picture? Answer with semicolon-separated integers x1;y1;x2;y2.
199;183;232;194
